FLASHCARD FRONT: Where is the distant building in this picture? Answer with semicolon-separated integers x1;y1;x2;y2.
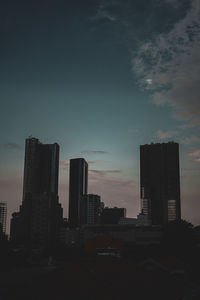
10;137;63;250
136;211;151;226
0;202;7;235
101;207;126;224
68;158;88;228
140;142;181;225
118;217;137;225
60;224;162;248
118;212;151;227
82;224;162;246
61;228;81;246
85;235;122;257
59;218;69;244
80;194;102;226
10;212;23;244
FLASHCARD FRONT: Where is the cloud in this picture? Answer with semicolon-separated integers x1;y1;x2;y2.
60;160;70;170
60;159;107;169
60;159;108;172
157;130;178;139
60;160;69;165
4;142;23;150
89;169;122;176
181;136;200;145
146;79;153;85
189;158;200;164
188;149;200;157
81;150;108;155
164;0;180;7
92;3;117;22
132;0;200;127
88;169;139;215
59;166;140;219
188;149;200;164
182;167;200;171
88;160;107;164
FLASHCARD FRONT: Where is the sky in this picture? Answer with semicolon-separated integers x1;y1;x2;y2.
0;0;200;233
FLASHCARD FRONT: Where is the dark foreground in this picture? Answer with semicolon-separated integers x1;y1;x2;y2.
0;256;198;300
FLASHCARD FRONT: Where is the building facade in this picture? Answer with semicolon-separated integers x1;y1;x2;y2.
23;137;59;197
0;202;7;235
140;142;181;225
101;207;126;224
10;137;63;250
80;194;102;226
68;158;88;227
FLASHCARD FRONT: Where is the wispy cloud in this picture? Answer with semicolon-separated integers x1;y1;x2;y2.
4;142;23;150
89;169;121;176
181;136;200;145
88;160;107;164
132;0;200;127
182;167;200;171
81;150;108;155
164;0;180;7
188;149;200;164
188;149;200;157
60;160;69;166
194;158;200;163
92;3;117;22
60;159;108;170
88;169;139;214
60;160;70;170
157;130;178;139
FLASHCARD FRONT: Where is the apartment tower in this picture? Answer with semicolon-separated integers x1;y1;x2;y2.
68;158;88;227
140;142;181;225
10;137;62;249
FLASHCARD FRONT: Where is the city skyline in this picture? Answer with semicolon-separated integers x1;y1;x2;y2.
7;136;194;235
1;0;200;232
2;136;200;234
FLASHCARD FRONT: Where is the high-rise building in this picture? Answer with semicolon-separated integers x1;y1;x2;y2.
23;137;59;197
140;142;181;225
10;137;63;249
0;202;7;235
68;158;88;227
80;194;102;226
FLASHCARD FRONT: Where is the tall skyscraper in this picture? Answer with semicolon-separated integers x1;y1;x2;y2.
140;142;181;225
10;137;62;249
23;137;59;197
0;202;7;235
68;158;88;227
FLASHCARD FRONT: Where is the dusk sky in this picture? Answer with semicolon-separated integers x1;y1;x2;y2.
1;0;200;233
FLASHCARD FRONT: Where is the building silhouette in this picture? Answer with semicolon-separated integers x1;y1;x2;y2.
68;158;88;227
0;202;7;235
10;137;63;250
23;137;59;196
101;207;126;224
80;194;102;226
140;142;181;225
10;212;22;244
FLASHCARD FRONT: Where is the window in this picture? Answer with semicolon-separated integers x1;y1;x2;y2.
168;200;176;221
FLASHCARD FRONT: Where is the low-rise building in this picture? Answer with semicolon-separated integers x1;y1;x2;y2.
101;207;126;224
